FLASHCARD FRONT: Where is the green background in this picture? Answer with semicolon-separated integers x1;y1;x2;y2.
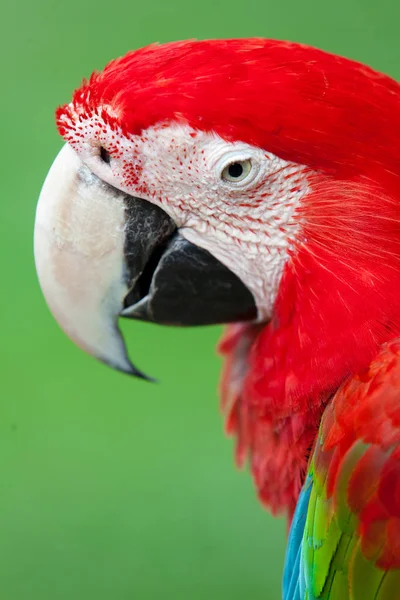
1;1;398;598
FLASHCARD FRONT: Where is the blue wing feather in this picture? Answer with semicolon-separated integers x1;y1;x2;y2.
282;476;312;600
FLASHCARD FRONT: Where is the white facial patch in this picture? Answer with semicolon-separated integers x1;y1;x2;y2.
61;113;311;321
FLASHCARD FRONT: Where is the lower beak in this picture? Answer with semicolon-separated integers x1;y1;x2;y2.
34;144;257;377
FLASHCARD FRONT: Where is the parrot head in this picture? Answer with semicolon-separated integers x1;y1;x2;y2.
34;39;400;515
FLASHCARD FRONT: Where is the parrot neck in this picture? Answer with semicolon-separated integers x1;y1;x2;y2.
219;236;400;519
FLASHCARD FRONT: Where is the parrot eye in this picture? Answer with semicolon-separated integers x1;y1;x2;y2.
99;146;111;164
221;159;252;183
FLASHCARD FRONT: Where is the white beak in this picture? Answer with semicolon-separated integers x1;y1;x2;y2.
34;144;138;375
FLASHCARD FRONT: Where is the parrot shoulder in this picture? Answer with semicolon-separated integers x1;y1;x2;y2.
284;338;400;599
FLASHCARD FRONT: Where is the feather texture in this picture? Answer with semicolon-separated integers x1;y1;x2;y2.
284;340;400;599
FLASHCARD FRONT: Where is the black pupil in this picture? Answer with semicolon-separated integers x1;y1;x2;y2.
228;162;244;178
100;146;111;164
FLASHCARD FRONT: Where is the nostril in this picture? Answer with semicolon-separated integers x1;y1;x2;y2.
100;146;111;164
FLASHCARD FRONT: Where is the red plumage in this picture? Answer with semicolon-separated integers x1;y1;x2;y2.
316;340;400;569
57;39;400;519
58;39;400;178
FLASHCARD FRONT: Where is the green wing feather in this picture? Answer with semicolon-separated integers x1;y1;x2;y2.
284;341;400;599
302;418;400;599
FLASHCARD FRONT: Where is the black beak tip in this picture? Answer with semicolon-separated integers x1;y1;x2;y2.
126;364;158;383
102;358;158;383
131;368;158;384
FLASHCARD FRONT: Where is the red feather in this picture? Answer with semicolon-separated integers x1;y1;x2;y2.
316;340;400;569
58;39;400;180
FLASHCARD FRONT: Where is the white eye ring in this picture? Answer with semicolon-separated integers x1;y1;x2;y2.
221;159;252;183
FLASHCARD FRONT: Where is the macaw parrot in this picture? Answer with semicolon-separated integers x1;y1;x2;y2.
33;39;400;598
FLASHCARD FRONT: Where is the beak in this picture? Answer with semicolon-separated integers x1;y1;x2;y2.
34;144;257;378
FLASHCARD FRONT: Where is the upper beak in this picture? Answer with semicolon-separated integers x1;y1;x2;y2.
34;144;257;377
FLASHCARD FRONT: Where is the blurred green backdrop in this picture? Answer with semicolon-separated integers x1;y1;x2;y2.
1;0;398;598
